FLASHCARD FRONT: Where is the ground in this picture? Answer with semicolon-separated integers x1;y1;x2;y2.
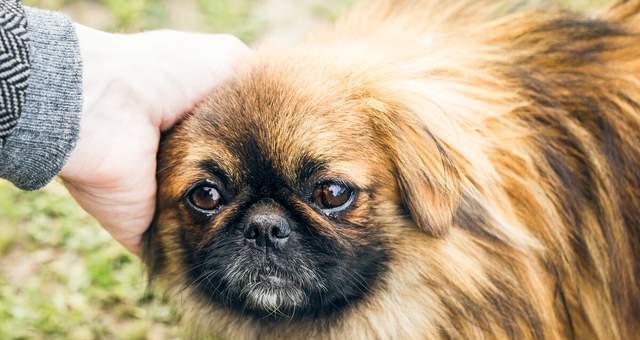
0;0;606;339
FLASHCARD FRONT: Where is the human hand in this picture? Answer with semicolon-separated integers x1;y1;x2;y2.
59;24;250;254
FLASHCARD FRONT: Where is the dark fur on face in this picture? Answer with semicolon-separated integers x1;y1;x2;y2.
174;133;391;319
144;1;640;339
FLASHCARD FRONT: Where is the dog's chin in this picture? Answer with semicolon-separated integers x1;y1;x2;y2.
243;276;307;315
211;268;316;319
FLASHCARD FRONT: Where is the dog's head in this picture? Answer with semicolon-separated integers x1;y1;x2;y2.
144;52;463;321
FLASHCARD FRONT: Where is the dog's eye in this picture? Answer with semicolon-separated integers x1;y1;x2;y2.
187;183;223;213
312;182;354;211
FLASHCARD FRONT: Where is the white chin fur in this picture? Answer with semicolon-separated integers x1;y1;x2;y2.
246;286;305;312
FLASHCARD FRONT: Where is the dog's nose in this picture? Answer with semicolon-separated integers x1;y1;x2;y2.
244;213;291;248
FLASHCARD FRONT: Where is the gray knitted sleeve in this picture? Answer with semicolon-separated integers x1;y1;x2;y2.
0;5;82;190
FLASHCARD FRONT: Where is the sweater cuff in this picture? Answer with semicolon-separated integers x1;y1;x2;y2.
0;7;82;190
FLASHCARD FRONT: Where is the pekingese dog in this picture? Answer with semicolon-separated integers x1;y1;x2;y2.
143;0;640;339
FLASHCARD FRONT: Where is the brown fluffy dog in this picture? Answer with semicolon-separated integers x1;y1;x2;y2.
143;1;640;339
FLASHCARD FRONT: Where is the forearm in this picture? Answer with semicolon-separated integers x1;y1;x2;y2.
0;5;82;190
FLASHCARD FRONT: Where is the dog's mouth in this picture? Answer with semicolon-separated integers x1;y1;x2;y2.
240;268;308;314
257;273;292;287
182;221;391;320
250;265;299;290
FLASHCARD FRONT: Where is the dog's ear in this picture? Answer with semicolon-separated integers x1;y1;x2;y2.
375;105;462;237
141;214;164;282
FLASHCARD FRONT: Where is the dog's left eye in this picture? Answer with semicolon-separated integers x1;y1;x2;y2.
312;182;354;212
186;182;224;213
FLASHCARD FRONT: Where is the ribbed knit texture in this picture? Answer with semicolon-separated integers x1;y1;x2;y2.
0;6;82;190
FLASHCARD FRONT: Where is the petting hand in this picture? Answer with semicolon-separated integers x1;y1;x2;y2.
59;24;250;254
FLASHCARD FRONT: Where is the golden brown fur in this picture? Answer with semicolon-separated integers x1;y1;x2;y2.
145;1;640;339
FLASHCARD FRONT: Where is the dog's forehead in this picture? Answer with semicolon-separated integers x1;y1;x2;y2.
185;65;375;182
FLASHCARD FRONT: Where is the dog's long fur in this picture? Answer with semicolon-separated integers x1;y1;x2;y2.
146;1;640;339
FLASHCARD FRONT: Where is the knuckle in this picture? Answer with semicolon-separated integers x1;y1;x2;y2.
218;34;251;55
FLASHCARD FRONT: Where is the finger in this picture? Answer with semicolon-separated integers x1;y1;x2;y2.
158;33;253;131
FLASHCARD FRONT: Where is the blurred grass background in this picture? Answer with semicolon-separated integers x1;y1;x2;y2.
1;0;608;339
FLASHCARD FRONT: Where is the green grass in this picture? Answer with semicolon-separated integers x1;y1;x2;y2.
103;0;168;32
197;0;262;43
23;0;262;38
312;0;354;21
0;181;181;340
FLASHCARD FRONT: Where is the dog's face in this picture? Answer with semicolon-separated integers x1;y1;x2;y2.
146;56;460;321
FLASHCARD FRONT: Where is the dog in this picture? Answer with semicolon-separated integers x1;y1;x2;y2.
143;1;640;339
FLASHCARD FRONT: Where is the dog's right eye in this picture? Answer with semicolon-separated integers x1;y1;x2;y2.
186;182;224;213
